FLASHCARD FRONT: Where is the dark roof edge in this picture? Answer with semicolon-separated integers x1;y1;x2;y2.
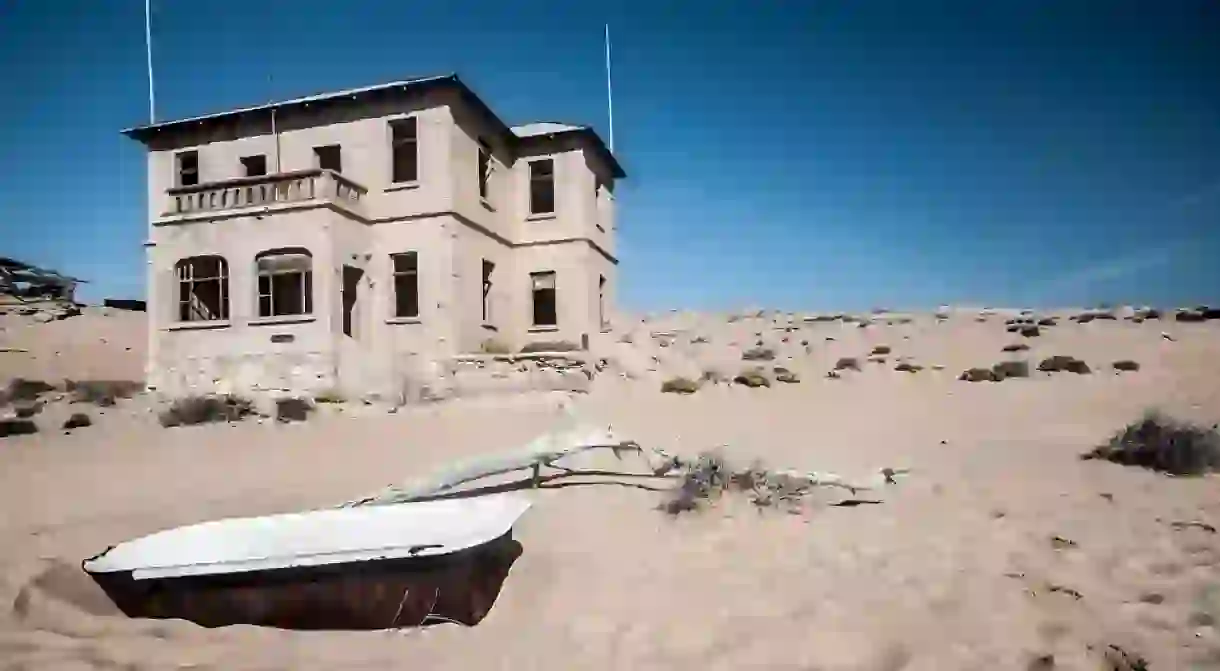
120;74;625;179
517;127;625;179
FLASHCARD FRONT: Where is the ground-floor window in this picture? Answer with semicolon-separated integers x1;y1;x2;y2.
175;255;229;322
392;252;419;319
482;260;495;323
530;271;557;327
256;248;313;317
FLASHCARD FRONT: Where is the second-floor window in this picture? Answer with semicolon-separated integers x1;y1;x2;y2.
529;158;555;215
390;118;418;184
477;139;491;201
314;145;342;173
392;252;419;319
241;155;267;177
176;151;199;187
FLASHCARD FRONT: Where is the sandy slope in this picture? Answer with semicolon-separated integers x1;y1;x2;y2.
2;308;1220;669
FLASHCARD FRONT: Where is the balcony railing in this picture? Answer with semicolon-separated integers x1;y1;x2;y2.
165;169;366;216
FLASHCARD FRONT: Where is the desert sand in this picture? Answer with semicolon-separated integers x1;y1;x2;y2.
3;305;1220;669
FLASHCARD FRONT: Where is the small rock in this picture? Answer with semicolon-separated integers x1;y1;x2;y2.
62;413;92;429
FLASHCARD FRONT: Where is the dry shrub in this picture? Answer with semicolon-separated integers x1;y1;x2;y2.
1002;343;1030;353
992;360;1030;380
659;451;830;515
741;347;776;361
1081;411;1220;476
959;367;997;382
1038;355;1091;374
1112;360;1140;372
660;377;700;394
834;357;860;371
276;397;313;423
66;379;143;406
6;378;57;402
773;367;800;383
159;394;255;428
894;362;923;373
734;368;771;388
314;389;345;404
870;345;891;355
519;340;582;354
63;413;92;430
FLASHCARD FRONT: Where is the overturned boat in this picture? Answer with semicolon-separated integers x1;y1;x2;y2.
82;493;531;630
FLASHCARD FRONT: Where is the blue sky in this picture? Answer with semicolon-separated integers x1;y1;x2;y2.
1;0;1218;311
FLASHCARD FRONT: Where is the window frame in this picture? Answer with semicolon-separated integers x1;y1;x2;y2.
313;144;343;173
481;259;495;324
389;117;420;185
254;248;314;319
175;150;200;187
390;251;420;320
239;154;267;178
174;255;230;323
528;158;556;215
529;271;558;328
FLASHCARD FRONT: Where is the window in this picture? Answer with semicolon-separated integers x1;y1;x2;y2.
477;139;491;201
255;248;313;317
598;274;607;329
390;118;419;183
314;145;342;173
176;151;199;187
240;155;267;177
392;252;419;319
341;266;363;338
482;260;495;323
528;159;555;215
174;256;229;322
530;271;557;327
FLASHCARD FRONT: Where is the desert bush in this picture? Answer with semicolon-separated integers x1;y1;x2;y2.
741;347;776;361
0;417;38;437
159;394;255;428
1176;309;1207;323
959;367;998;382
733;368;771;388
825;370;841;379
6;378;57;402
313;389;345;404
1038;356;1091;374
1112;359;1140;372
1002;343;1030;352
834;357;860;372
773;367;800;384
1018;325;1041;338
480;338;511;355
519;340;582;354
870;345;892;355
66;379;143;406
276;397;313;423
661;377;700;394
63;413;92;430
894;362;923;373
992;360;1030;380
1081;411;1220;476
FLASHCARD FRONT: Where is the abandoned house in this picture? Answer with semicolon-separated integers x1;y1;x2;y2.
122;73;624;399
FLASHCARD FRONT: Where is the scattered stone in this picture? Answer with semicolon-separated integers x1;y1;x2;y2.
1112;360;1140;372
1037;356;1091;374
62;413;92;430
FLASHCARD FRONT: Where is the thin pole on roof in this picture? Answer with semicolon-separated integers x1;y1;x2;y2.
270;75;281;172
605;23;614;153
144;0;156;123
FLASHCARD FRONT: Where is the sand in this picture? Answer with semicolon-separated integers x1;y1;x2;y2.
3;306;1220;669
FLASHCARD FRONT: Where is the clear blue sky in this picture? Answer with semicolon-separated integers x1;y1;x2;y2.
2;0;1218;311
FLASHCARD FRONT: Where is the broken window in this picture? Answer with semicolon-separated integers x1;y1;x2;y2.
482;260;495;323
175;256;229;322
598;274;607;329
392;252;419;319
528;159;555;215
314;145;342;173
390;117;418;183
477;139;491;201
530;271;557;327
176;151;199;187
341;265;363;338
240;155;267;177
255;248;313;318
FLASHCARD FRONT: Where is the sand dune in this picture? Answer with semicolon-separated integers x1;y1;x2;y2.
3;306;1220;669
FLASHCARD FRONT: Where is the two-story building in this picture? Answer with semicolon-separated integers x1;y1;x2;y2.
122;73;624;401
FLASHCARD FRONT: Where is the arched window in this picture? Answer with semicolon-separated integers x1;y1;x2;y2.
175;256;229;322
255;248;312;317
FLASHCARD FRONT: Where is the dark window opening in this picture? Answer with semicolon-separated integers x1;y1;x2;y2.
314;145;342;173
530;271;557;327
482;260;495;323
256;249;313;317
176;151;199;187
598;274;607;329
529;159;555;215
342;265;363;338
240;155;267;177
477;139;491;200
391;118;419;184
175;256;229;322
392;252;419;319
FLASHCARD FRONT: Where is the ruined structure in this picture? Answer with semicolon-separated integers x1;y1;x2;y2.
122;74;624;400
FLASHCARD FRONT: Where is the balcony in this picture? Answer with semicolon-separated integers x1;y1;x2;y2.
163;169;367;219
